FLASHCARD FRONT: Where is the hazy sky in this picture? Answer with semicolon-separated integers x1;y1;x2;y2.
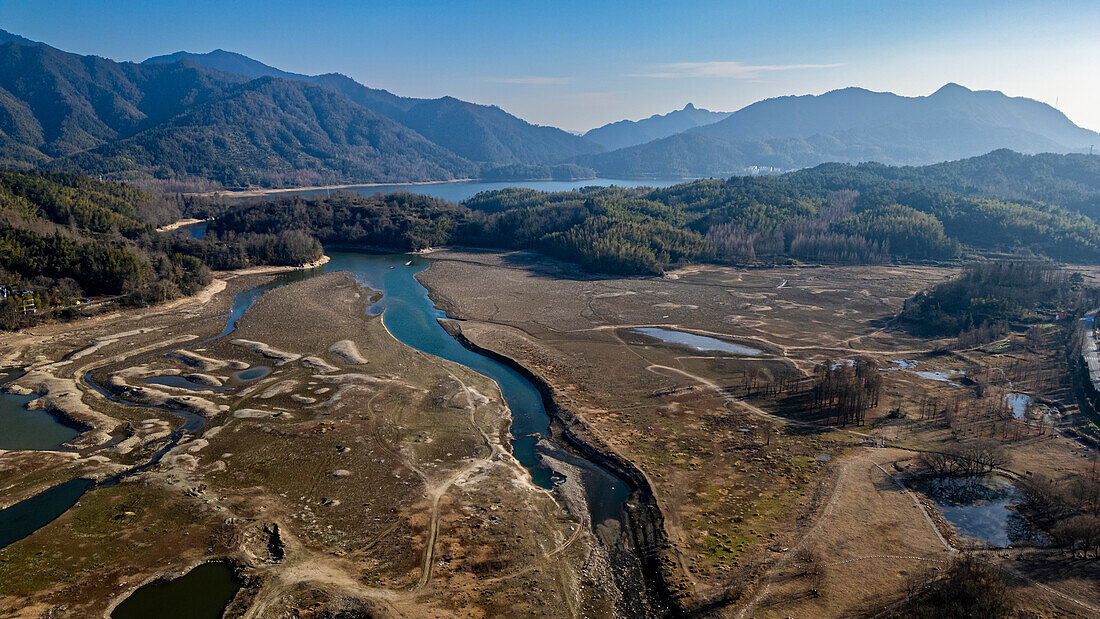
2;0;1098;132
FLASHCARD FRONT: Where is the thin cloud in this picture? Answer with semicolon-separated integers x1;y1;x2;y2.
486;76;572;85
632;61;843;79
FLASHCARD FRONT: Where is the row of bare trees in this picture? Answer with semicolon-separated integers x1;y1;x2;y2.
918;439;1009;477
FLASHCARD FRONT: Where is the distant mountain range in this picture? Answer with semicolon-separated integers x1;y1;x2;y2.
0;28;1097;188
576;84;1100;177
583;103;729;151
141;49;602;167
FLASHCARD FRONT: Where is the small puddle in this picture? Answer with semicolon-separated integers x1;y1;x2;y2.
111;561;241;619
142;376;225;392
913;369;962;385
0;369;80;450
1005;393;1032;419
232;366;271;382
632;327;762;356
917;476;1043;547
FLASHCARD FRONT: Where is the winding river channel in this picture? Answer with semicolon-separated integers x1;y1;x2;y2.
1;251;653;614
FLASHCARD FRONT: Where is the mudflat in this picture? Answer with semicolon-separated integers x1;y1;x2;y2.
0;270;608;617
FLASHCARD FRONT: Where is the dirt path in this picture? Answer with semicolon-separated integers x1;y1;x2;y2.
735;457;852;618
873;463;954;553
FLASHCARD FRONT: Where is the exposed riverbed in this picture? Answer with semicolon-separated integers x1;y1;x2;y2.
7;250;658;613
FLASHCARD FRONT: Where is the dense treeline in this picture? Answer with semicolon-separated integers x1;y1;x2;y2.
215;189;712;275
204;154;1100;277
10;148;1100;328
866;150;1100;221
809;358;882;426
0;170;319;329
214;193;472;252
901;262;1098;339
0;170;179;232
144;230;322;271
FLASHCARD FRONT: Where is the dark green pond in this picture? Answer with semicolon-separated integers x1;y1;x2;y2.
111;561;241;619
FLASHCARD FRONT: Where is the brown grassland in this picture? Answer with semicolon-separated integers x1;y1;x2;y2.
0;248;1097;617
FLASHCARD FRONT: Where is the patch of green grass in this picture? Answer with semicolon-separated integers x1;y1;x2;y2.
0;484;200;596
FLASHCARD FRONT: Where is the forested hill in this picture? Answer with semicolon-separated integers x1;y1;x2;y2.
204;151;1100;277
0;41;477;188
54;77;477;188
850;150;1100;220
0;170;322;328
576;84;1100;178
6;150;1100;327
141;48;602;166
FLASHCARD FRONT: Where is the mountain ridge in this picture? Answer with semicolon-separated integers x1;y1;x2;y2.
583;102;730;151
577;84;1099;177
142;48;602;165
0;40;477;187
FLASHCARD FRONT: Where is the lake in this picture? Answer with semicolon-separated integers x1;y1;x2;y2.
0;369;80;451
245;177;686;203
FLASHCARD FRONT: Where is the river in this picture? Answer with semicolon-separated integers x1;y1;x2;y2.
2;251;656;615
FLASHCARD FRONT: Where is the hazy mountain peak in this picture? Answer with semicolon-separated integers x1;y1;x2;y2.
584;103;731;150
930;82;973;98
580;84;1100;178
143;49;308;81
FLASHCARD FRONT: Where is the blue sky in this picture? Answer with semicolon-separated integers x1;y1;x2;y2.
2;0;1098;132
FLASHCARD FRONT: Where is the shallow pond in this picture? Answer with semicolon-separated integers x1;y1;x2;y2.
185;222;207;239
632;327;762;356
913;369;962;384
0;369;80;450
233;366;271;382
0;477;95;549
918;476;1043;547
111;561;241;619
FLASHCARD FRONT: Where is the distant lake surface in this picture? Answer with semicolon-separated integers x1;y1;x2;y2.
255;178;688;203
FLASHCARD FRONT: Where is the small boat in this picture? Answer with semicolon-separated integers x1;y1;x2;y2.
405;260;413;266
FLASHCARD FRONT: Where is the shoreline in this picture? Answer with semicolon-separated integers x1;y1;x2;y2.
185;175;700;199
192;178;475;198
438;319;686;614
227;254;331;276
155;217;208;232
